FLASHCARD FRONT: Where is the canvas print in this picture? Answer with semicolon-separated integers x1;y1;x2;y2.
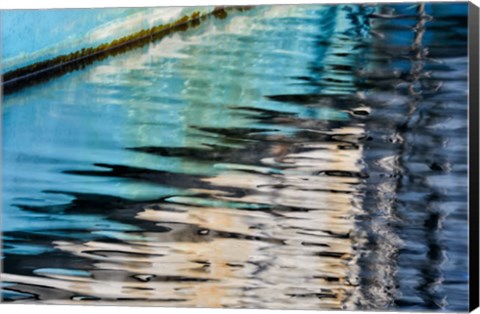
0;2;478;312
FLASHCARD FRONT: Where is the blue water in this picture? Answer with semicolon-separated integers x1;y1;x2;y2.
1;3;470;311
1;6;209;72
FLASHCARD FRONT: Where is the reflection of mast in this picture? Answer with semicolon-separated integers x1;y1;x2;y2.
356;3;436;310
360;3;449;310
405;4;446;308
393;4;447;308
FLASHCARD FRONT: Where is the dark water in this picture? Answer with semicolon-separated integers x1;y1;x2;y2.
1;3;470;311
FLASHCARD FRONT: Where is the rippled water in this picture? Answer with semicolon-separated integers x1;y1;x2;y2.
1;3;470;311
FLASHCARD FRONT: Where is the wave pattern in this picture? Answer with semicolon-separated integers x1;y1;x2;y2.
1;3;469;311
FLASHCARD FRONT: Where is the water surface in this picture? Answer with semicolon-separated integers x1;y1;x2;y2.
1;3;469;311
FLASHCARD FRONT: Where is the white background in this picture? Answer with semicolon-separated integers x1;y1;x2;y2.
1;0;479;314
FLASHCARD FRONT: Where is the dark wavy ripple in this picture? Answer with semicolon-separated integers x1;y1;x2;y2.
1;3;469;311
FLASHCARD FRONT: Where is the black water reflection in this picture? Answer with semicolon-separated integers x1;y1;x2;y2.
2;3;469;311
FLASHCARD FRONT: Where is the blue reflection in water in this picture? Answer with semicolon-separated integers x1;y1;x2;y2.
1;3;469;311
